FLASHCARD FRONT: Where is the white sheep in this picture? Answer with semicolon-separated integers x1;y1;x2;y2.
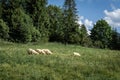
73;52;81;57
27;48;39;55
42;49;53;55
35;49;46;55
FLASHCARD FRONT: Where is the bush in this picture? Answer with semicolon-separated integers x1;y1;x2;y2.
0;19;9;40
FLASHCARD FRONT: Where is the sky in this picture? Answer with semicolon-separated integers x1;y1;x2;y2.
48;0;120;33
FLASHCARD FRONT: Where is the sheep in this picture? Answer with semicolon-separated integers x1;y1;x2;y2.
35;49;46;55
27;48;39;55
42;49;53;55
73;52;81;57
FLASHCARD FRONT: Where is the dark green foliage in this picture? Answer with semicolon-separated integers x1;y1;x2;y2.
63;0;78;21
0;0;119;50
94;41;104;48
10;8;40;43
118;34;120;50
63;0;80;44
90;19;112;48
1;0;25;25
0;2;2;18
73;24;93;47
47;5;64;42
25;0;49;42
0;19;9;40
30;27;40;42
110;29;120;50
1;0;40;43
66;23;81;44
80;25;89;46
1;0;12;26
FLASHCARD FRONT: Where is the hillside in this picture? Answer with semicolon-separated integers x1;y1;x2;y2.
0;41;120;80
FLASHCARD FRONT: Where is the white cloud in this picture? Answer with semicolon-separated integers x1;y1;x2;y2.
78;16;93;34
78;16;84;25
84;19;93;35
84;19;93;27
78;16;93;27
78;20;83;26
80;16;84;20
104;9;120;27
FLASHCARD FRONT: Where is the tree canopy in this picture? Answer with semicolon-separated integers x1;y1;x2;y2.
90;19;112;48
0;0;119;50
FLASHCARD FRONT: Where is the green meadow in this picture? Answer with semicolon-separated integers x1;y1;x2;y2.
0;41;120;80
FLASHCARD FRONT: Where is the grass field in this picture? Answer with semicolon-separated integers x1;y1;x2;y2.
0;40;120;80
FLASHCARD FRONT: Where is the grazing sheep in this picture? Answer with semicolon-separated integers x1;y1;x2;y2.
42;49;53;55
35;49;46;55
27;48;39;55
73;52;81;57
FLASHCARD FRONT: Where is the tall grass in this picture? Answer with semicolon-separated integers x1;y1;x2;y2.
0;41;120;80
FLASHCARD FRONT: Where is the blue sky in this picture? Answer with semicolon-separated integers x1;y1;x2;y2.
48;0;120;33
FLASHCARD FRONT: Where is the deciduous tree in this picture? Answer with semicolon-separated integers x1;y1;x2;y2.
90;19;112;48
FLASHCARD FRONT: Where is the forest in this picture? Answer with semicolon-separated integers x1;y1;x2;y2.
0;0;120;50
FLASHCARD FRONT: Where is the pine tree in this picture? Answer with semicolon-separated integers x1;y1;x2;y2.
1;0;11;26
1;0;40;43
10;8;40;43
80;24;88;45
47;5;64;42
25;0;49;42
1;0;22;41
63;0;80;44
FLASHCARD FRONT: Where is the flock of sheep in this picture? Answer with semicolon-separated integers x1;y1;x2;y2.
27;48;81;56
28;48;53;55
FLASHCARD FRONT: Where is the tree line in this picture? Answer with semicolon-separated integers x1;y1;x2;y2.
0;0;120;50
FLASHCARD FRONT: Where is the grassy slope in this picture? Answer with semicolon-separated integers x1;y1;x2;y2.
0;41;120;80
